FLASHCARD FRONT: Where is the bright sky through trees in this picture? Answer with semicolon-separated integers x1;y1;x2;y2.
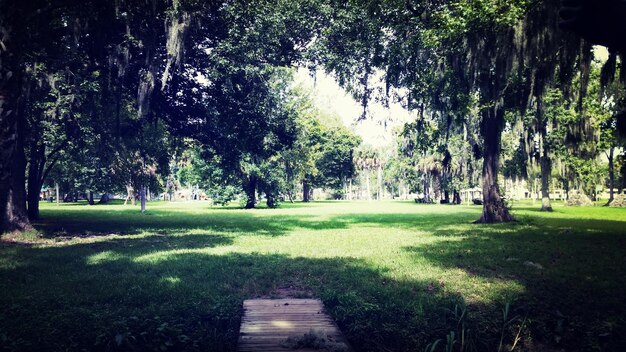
295;68;413;147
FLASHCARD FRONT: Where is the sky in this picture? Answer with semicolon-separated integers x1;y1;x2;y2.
294;68;414;148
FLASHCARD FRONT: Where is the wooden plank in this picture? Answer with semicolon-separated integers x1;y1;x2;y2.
237;298;351;351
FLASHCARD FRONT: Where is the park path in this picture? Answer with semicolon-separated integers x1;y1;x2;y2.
237;298;351;351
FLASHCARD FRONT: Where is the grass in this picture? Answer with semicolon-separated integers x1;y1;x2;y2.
1;200;625;351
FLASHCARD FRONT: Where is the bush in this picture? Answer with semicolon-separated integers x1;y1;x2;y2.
565;193;593;206
609;193;626;207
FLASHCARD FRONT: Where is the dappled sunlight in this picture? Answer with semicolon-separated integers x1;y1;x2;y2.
270;320;293;328
1;201;624;351
160;276;181;286
86;250;125;265
133;246;237;263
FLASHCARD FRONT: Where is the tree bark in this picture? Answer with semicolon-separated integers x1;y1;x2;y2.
477;107;514;223
124;184;136;206
606;147;615;206
140;186;146;213
245;175;257;209
1;15;29;232
55;182;60;205
302;179;310;202
453;191;461;205
5;112;29;230
266;192;276;208
98;193;110;204
538;98;552;211
423;175;430;203
365;169;371;201
26;140;46;220
348;178;353;200
88;191;94;205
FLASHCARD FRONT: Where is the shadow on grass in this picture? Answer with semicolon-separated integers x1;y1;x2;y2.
34;205;481;240
33;210;355;238
403;219;626;351
6;203;625;351
1;235;473;352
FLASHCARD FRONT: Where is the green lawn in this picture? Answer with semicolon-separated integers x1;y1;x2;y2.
1;201;625;351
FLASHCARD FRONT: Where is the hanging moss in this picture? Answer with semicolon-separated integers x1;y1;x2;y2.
161;11;191;90
137;69;155;119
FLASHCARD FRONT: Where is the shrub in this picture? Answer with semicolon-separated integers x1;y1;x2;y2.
609;193;626;207
565;193;593;206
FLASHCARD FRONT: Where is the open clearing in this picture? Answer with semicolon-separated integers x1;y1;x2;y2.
1;201;625;351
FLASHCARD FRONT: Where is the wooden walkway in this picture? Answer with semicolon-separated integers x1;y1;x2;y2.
237;299;351;352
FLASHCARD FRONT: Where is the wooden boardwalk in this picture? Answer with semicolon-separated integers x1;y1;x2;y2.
237;299;351;352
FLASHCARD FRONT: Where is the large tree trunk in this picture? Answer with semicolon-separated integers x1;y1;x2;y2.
0;16;28;232
88;191;94;205
303;179;310;202
538;98;552;211
245;175;257;209
477;108;514;223
5;114;29;230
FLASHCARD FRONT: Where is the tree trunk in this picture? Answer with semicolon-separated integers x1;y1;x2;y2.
88;191;94;205
366;169;372;201
348;178;353;200
423;175;430;203
99;193;110;204
477;108;514;223
56;183;60;205
5;116;29;230
26;176;40;220
303;179;310;202
376;165;382;200
0;12;24;233
26;140;46;220
266;192;276;208
245;176;257;209
140;186;146;213
606;147;615;205
453;191;461;205
124;185;135;206
538;98;552;211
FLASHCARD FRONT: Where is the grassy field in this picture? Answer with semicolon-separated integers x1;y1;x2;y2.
1;200;625;351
